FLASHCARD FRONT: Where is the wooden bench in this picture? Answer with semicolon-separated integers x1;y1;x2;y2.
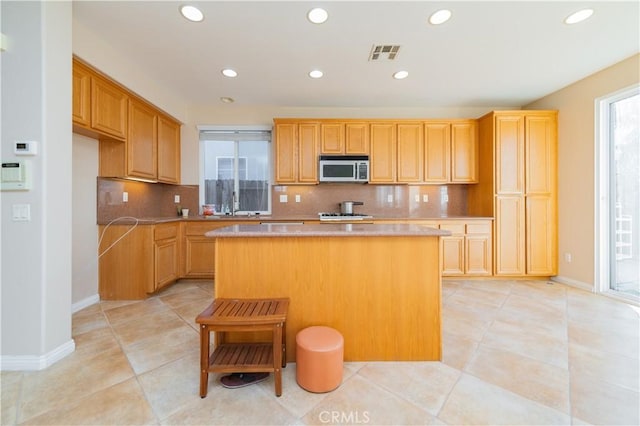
196;298;289;398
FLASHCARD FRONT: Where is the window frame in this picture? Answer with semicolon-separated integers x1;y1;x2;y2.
198;125;272;215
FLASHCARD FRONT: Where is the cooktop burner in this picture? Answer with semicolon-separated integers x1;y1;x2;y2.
318;212;373;221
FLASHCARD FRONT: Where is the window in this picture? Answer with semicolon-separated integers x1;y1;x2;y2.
200;128;271;214
596;85;640;301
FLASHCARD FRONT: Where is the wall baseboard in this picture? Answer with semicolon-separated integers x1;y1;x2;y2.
71;294;100;313
1;339;75;371
551;275;594;292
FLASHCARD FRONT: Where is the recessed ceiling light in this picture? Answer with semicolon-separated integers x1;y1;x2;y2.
220;97;235;104
429;9;451;25
180;5;204;22
221;69;238;78
307;8;328;24
564;8;594;24
393;71;409;80
309;70;324;79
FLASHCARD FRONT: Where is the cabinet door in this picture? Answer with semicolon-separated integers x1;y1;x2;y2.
184;236;215;278
345;123;369;154
441;236;465;275
525;115;556;195
495;195;525;275
466;235;492;275
72;62;91;127
155;238;178;291
495;115;524;194
298;123;319;183
526;195;556;275
451;121;478;183
320;123;344;154
274;123;297;183
158;115;181;184
424;122;450;183
128;99;158;180
91;76;128;140
397;123;423;183
369;123;397;183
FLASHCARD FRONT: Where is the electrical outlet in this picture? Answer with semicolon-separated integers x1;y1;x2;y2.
387;194;393;203
174;195;180;203
442;194;448;202
279;194;288;203
564;252;572;263
122;192;128;202
295;194;301;203
414;194;420;202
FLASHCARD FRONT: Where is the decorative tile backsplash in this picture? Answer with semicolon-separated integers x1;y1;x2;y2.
271;183;468;218
97;178;470;223
97;178;199;224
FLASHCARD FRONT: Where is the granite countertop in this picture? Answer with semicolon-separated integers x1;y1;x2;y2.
98;215;493;225
205;223;452;238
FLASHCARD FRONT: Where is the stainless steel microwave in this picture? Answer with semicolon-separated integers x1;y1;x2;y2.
318;155;369;183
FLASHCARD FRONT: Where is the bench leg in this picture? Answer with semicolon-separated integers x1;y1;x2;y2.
199;324;210;398
273;322;283;396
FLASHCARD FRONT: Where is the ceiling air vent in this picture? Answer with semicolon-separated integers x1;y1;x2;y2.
369;45;401;61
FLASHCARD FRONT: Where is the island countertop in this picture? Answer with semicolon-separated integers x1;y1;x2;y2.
205;223;452;238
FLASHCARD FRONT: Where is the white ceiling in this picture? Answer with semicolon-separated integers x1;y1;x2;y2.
72;1;639;109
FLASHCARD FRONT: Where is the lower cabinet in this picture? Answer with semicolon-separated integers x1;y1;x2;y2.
440;220;492;277
153;223;180;292
182;222;225;278
98;222;180;300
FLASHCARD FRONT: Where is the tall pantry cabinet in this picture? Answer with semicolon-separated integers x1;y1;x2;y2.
472;111;557;276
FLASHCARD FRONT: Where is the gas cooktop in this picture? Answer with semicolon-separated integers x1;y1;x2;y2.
318;212;373;221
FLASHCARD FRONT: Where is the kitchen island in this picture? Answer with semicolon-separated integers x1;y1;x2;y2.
206;223;450;362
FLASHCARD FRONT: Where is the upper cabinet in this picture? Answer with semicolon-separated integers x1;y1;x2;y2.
73;57;181;184
274;118;479;185
274;120;318;184
424;120;478;184
319;121;370;154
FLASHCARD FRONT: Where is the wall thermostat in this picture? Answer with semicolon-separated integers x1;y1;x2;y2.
1;161;31;191
14;140;37;156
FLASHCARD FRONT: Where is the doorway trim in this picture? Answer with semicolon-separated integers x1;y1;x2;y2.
594;83;639;303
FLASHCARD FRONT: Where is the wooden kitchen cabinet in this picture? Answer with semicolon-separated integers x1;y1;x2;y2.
72;61;91;127
157;114;181;184
451;121;478;183
183;222;220;278
91;75;128;140
319;122;369;154
397;123;423;183
369;123;397;183
154;222;180;292
274;121;319;184
440;223;465;276
424;122;450;183
479;111;557;277
128;98;158;180
320;123;344;154
74;57;181;183
440;220;492;276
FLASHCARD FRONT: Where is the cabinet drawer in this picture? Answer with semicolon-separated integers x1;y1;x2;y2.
466;222;492;234
155;223;179;240
439;223;465;235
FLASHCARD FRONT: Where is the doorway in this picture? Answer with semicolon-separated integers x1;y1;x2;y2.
597;86;640;300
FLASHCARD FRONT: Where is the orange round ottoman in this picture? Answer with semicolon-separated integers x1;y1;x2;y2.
296;326;344;393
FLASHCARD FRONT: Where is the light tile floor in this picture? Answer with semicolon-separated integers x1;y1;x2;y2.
2;279;639;425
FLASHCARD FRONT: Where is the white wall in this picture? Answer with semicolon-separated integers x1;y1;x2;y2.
1;1;74;369
72;134;98;307
526;54;640;289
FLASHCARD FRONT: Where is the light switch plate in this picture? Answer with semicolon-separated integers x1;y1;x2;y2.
279;194;288;203
174;195;180;203
12;204;30;221
423;194;429;203
387;194;393;203
295;194;301;203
